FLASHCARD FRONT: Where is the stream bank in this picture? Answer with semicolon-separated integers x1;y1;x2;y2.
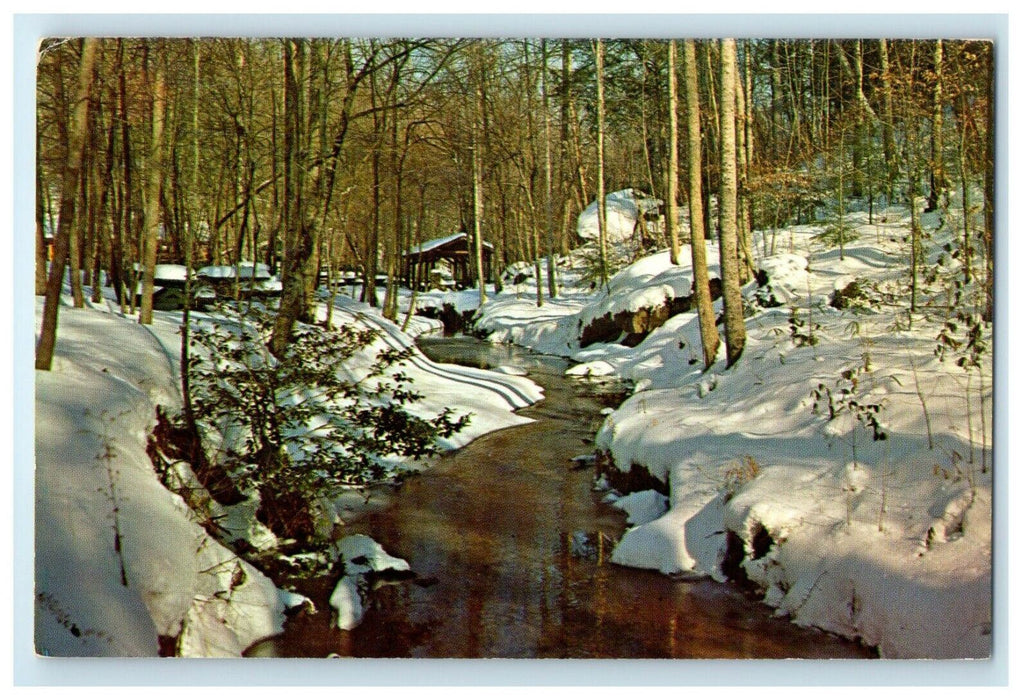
246;336;872;658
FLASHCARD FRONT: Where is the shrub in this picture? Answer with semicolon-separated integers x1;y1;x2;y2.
187;304;469;541
722;455;762;499
812;220;860;256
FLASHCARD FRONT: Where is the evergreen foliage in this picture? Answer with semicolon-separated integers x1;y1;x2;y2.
187;304;469;540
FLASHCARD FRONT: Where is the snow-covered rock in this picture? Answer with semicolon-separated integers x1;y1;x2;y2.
611;489;669;526
334;533;410;575
329;575;365;631
329;534;410;631
577;188;663;244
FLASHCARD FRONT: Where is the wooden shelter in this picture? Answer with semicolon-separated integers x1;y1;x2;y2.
402;233;493;290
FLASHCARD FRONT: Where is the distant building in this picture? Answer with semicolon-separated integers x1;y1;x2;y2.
401;233;494;290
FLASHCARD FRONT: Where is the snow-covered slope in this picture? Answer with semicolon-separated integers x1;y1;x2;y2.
474;206;993;659
34;291;544;657
34;299;285;656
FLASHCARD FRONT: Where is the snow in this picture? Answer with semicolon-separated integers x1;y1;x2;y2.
474;206;993;659
406;231;493;256
32;196;994;659
197;261;272;279
34;299;285;657
334;534;411;575
577;188;663;245
611;489;669;525
406;288;485;315
329;534;410;630
34;279;544;656
328;575;364;631
323;295;543;447
152;264;189;282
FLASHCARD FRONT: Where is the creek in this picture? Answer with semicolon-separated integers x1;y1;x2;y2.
246;336;871;658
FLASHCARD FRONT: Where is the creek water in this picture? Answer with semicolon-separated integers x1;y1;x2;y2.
246;336;872;659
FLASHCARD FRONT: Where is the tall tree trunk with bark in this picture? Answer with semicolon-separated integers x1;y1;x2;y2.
365;62;382;307
271;39;314;358
719;38;746;368
666;40;680;265
542;39;558;298
69;119;88;308
118;40;134;311
684;40;720;370
595;39;609;288
879;39;897;204
35;121;48;295
472;42;488;306
179;39;202;438
905;43;923;314
734;46;755;281
927;39;946;213
36;38;98;370
139;44;167;325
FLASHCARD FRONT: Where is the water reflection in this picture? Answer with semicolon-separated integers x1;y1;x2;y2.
247;337;871;659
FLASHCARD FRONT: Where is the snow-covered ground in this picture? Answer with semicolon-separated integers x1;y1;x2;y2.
33;288;542;657
34;298;284;656
474;206;993;659
30;198;994;659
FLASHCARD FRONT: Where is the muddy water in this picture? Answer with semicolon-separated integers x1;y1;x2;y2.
247;336;872;659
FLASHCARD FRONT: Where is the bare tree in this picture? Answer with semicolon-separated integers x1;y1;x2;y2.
270;38;311;358
36;38;98;370
879;39;897;203
138;42;168;325
684;40;720;370
666;40;680;265
718;38;746;368
927;39;946;212
595;38;609;288
541;39;558;298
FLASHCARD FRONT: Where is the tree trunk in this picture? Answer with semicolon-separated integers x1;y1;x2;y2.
718;38;746;368
365;63;382;307
595;39;609;288
905;43;923;314
36;38;98;370
472;42;488;305
138;45;167;325
68;165;85;308
928;39;945;213
734;45;755;281
118;40;134;310
879;39;897;204
271;39;313;358
87;97;105;305
179;39;202;439
666;40;680;265
35;124;48;295
521;40;544;308
684;40;720;370
542;39;558;299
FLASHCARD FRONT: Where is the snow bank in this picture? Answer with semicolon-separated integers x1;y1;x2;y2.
476;207;993;658
35;301;285;657
476;246;721;365
35;285;545;656
409;288;485;315
326;296;543;450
